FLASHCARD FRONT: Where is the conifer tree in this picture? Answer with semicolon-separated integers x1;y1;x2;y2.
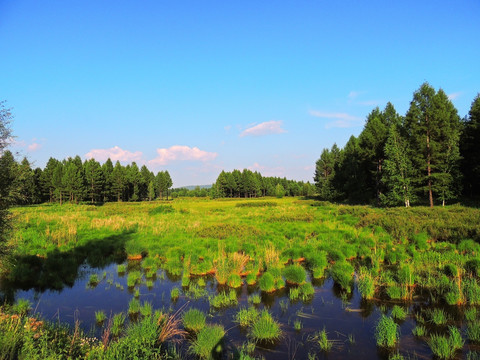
460;94;480;198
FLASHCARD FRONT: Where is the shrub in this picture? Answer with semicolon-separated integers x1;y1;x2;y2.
259;272;276;292
375;315;399;347
234;307;259;327
249;310;282;343
182;308;206;332
190;325;225;359
283;265;306;285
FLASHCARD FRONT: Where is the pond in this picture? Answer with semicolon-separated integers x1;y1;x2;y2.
1;259;477;359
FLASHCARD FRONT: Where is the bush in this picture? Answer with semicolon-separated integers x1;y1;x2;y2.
375;315;398;347
182;308;206;332
190;325;225;359
283;265;306;285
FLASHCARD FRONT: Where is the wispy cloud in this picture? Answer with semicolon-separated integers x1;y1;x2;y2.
85;146;143;163
348;91;364;99
448;92;461;100
149;145;217;166
240;120;286;137
27;142;42;152
309;110;363;129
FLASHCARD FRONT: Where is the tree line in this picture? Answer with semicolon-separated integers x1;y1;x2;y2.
213;169;316;198
314;82;480;207
0;153;173;205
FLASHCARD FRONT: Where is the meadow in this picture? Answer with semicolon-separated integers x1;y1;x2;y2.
1;197;480;359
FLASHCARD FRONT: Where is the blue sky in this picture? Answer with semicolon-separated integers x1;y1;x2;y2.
2;1;479;186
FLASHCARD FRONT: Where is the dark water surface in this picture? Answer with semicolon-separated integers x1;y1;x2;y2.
2;261;478;359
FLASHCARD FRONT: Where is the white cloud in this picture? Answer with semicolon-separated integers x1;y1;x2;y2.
149;145;217;166
240;120;286;137
27;143;42;152
348;91;364;99
448;92;461;100
85;146;143;163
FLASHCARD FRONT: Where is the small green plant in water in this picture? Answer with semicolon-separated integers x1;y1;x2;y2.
283;264;307;285
182;308;206;332
248;294;261;305
234;307;259;327
95;310;106;324
312;328;332;352
375;315;399;348
246;273;257;285
249;310;282;343
210;290;238;308
259;272;276;292
294;319;302;331
140;301;153;317
412;325;427;337
227;273;242;288
111;312;126;337
117;264;126;274
428;326;464;359
465;308;478;322
467;322;480;343
427;308;448;325
391;305;407;321
128;298;140;315
171;287;180;301
190;324;225;359
88;274;99;287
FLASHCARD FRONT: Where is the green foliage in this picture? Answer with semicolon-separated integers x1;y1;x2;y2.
246;272;257;285
210;290;238;308
127;270;142;288
375;315;399;348
227;273;242;288
128;298;140;315
248;294;261;305
412;325;426;337
259;272;276;292
467;322;480;343
170;287;180;301
190;325;225;359
140;301;153;317
249;310;282;343
182;308;206;332
95;310;106;324
111;312;126;337
12;299;31;316
312;328;332;352
329;262;354;293
391;306;407;321
357;268;375;299
428;327;464;359
234;307;259;327
282;264;306;285
426;308;448;325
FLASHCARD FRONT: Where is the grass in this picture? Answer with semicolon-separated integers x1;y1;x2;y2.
235;307;259;327
391;305;407;321
210;290;238;308
282;264;307;285
467;322;480;343
182;308;206;332
111;312;126;337
249;310;282;344
12;299;31;316
375;315;399;348
426;308;448;325
170;287;180;301
95;310;106;324
248;294;261;305
428;327;464;359
412;325;427;337
190;324;225;359
311;328;332;352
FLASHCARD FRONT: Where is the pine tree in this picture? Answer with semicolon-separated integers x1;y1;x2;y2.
460;94;480;198
405;83;461;207
111;161;126;202
147;180;155;201
382;124;415;207
84;158;104;203
102;158;114;202
314;144;340;201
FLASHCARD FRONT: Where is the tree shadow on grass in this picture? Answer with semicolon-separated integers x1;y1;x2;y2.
1;230;134;299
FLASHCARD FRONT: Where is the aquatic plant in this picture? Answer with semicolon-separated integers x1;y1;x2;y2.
182;308;206;332
140;302;153;317
128;298;140;315
258;272;275;292
246;272;257;285
210;290;238;308
465;307;478;322
117;264;126;274
289;287;300;301
248;294;261;305
391;306;407;321
313;328;332;352
170;287;180;301
111;312;126;337
412;325;426;337
357;270;375;299
95;310;106;324
181;272;190;287
467;322;480;343
283;264;306;285
374;315;399;347
299;282;315;300
249;310;282;343
329;262;354;293
428;327;464;359
127;271;142;288
227;273;242;288
190;325;225;359
426;308;448;325
234;307;259;327
294;319;302;331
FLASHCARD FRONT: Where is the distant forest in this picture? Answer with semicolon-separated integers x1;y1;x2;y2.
314;83;480;207
1;82;479;207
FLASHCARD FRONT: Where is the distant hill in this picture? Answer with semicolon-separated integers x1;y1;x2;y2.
175;184;212;191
